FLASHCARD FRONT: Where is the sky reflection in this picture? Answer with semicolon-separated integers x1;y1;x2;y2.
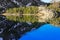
19;24;60;40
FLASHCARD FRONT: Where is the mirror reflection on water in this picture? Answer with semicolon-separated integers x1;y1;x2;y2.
19;24;60;40
0;13;60;40
0;14;60;40
0;15;45;40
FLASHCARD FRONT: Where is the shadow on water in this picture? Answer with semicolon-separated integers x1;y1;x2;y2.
0;15;46;40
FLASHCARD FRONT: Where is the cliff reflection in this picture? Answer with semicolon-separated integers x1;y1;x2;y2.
0;15;46;40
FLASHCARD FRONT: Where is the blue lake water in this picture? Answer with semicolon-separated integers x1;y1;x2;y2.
19;24;60;40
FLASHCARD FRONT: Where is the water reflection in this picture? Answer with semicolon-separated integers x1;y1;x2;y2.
0;15;45;40
20;24;60;40
0;37;3;40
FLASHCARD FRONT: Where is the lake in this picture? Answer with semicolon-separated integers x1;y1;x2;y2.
19;24;60;40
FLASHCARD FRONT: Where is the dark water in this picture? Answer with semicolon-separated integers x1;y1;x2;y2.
0;15;60;40
0;15;45;40
19;24;60;40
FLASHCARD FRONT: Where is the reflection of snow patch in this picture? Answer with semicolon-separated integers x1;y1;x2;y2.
31;28;36;31
13;23;21;28
0;28;3;34
11;0;20;5
26;22;32;25
0;37;3;40
26;3;32;7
